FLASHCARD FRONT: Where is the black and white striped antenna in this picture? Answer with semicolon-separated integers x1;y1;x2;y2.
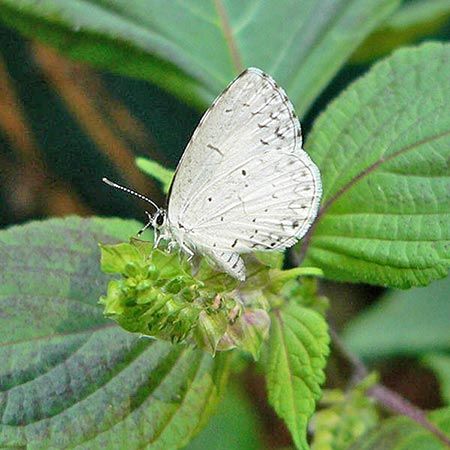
102;177;159;211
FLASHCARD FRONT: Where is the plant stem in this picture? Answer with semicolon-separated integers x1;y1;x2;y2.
329;327;450;448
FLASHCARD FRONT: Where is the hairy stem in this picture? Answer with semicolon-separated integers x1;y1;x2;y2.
330;327;450;448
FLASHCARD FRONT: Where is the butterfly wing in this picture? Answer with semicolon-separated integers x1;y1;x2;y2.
167;68;321;280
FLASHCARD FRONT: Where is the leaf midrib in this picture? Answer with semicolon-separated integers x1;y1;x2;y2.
321;130;450;216
214;0;244;74
307;50;447;198
300;128;450;259
283;0;354;94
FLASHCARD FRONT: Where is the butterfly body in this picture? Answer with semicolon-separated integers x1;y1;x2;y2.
150;68;322;281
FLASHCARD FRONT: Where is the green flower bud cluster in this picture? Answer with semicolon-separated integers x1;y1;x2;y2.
99;239;322;357
310;374;379;449
99;240;272;355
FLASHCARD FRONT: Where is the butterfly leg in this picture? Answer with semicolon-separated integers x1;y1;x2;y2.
154;226;170;248
189;254;202;277
137;211;153;237
167;240;177;252
154;230;161;248
183;244;195;261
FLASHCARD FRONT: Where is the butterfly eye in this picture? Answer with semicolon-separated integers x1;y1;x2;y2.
156;213;165;227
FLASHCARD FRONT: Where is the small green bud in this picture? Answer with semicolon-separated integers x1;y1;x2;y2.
124;261;141;278
145;293;167;316
135;288;158;305
164;276;186;294
180;287;195;302
195;310;229;355
124;277;138;288
99;279;123;315
136;279;152;292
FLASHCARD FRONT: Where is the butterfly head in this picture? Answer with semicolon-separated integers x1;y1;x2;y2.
151;209;167;230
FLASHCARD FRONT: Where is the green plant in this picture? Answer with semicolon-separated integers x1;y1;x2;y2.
0;1;449;449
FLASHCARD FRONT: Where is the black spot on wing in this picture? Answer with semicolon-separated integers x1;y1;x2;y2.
207;143;223;156
275;126;285;139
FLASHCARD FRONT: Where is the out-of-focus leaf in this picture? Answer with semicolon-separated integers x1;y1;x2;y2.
186;380;264;450
423;353;450;404
342;276;450;360
0;0;399;115
302;43;450;288
266;302;329;449
352;0;450;63
351;407;450;450
136;156;174;194
0;217;230;449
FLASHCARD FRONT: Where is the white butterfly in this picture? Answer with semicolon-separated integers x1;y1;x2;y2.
104;68;322;281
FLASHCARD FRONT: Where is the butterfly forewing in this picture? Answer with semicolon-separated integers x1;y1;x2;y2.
167;68;321;280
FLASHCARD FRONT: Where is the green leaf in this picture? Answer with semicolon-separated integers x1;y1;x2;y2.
342;276;450;360
310;377;379;450
136;156;174;194
423;353;450;404
99;241;143;273
254;251;285;270
302;42;450;288
352;0;450;64
0;217;230;449
266;302;329;449
0;0;399;116
351;407;450;450
187;380;264;450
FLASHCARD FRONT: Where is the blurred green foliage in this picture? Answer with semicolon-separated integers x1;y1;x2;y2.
187;379;265;450
343;276;450;360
